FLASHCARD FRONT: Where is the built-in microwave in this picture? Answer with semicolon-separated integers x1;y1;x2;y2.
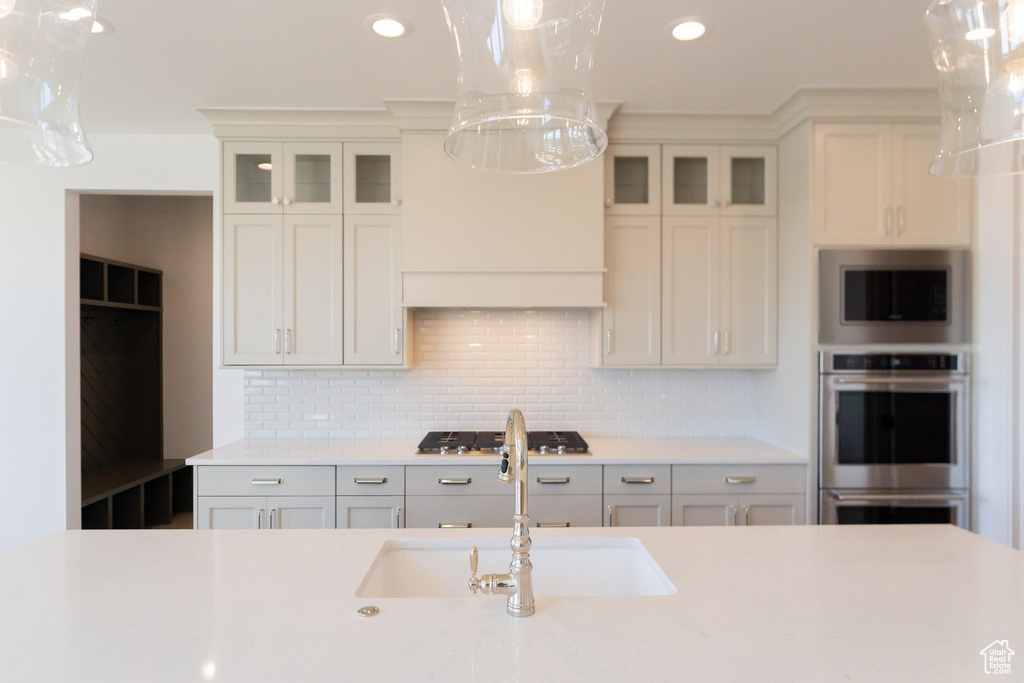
819;249;970;344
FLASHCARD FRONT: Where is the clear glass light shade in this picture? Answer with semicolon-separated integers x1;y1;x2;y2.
441;0;608;173
0;0;95;167
926;0;1024;176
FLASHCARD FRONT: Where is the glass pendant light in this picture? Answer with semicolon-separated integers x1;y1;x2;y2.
0;0;96;167
926;0;1024;176
440;0;608;174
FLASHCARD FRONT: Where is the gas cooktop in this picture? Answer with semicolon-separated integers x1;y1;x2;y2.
417;431;590;455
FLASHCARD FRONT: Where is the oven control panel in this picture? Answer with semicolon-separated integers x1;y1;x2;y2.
824;352;965;373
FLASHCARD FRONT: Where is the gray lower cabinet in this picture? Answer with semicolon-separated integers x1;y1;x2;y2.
530;495;603;528
337;495;404;529
405;495;512;529
196;495;336;529
605;494;672;527
672;493;805;526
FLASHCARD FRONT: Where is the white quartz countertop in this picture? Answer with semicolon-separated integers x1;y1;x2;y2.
0;525;1021;682
185;436;806;466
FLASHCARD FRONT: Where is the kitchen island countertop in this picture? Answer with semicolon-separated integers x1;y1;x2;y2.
186;436;807;466
0;525;1021;682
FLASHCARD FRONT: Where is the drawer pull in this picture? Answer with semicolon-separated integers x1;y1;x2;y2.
537;477;570;484
251;478;282;485
354;478;388;485
621;477;654;484
725;476;757;485
536;522;571;528
439;523;472;529
439;478;472;485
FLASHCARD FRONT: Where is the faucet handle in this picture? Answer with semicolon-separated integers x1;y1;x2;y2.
468;546;480;593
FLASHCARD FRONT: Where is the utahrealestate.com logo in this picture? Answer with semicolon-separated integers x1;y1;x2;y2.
980;640;1015;675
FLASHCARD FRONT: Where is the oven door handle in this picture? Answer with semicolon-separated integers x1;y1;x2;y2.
833;377;964;386
829;491;968;502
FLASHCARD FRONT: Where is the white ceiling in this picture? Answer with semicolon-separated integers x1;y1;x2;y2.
80;0;940;134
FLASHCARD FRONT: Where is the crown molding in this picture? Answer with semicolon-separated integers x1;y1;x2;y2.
196;107;400;139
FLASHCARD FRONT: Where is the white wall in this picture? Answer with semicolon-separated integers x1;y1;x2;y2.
79;194;215;461
0;134;242;554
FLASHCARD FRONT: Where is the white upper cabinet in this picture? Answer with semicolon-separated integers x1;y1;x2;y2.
662;144;777;217
602;216;661;366
718;218;777;366
282;215;345;365
661;216;719;365
222;215;283;366
603;144;661;215
224;141;344;214
344;215;406;366
812;123;971;246
344;142;402;214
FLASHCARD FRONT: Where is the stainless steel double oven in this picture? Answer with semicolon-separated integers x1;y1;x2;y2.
818;351;970;528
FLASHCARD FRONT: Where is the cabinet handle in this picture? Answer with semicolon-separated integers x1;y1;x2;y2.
251;478;282;485
395;506;403;529
712;329;720;354
607;505;615;526
273;329;281;354
622;477;654;484
439;523;472;529
723;329;730;355
727;504;736;526
439;478;472;485
884;205;892;235
537;522;571;528
256;507;265;529
739;505;749;526
269;508;277;529
354;478;388;485
537;477;570;484
604;330;612;356
284;329;292;354
725;476;756;485
271;196;280;205
604;197;613;208
897;206;905;235
282;197;292;205
393;329;401;355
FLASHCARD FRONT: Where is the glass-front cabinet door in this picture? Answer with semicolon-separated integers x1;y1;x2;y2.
223;141;343;214
661;145;719;216
603;144;661;215
719;145;777;216
344;142;402;214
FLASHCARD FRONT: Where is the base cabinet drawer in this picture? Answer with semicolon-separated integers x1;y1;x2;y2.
197;495;336;529
604;466;671;495
605;494;671;527
337;495;404;529
406;466;508;496
198;465;336;497
672;465;805;494
529;495;603;528
672;493;805;526
530;465;603;495
337;467;405;496
405;495;512;529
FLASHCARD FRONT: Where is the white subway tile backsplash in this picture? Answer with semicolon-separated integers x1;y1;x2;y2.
243;309;758;438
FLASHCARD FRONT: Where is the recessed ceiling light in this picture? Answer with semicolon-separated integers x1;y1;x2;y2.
366;14;410;39
965;27;996;40
91;17;114;34
670;19;709;41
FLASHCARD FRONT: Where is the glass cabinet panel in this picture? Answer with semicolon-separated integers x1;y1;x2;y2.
235;154;273;203
603;144;660;215
662;145;718;216
344;143;402;214
730;157;766;206
614;157;649;205
284;142;343;214
673;157;709;205
293;154;332;203
720;146;776;216
355;155;392;204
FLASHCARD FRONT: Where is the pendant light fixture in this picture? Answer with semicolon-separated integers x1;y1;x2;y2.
0;0;96;167
926;0;1024;176
440;0;607;174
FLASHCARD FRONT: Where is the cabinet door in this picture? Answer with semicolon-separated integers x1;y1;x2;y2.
404;495;512;529
603;144;661;215
223;141;283;214
223;215;284;365
282;215;345;365
720;145;777;216
605;494;671;527
891;125;971;246
344;215;404;365
813;124;893;245
530;495;603;528
344;142;402;214
672;494;737;526
602;216;661;366
337;495;404;529
196;496;266;530
282;142;344;214
662;144;720;216
738;494;806;526
269;496;336;529
719;218;777;366
662;217;719;366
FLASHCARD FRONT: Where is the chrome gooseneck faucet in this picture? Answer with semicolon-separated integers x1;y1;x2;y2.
467;408;535;617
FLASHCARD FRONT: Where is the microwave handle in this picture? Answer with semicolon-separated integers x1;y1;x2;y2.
829;491;968;502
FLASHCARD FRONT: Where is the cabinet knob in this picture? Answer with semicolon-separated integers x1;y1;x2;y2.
391;198;402;207
271;196;281;205
282;197;292;205
713;199;721;207
604;198;613;208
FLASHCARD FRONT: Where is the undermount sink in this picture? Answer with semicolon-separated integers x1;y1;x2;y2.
356;536;676;598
